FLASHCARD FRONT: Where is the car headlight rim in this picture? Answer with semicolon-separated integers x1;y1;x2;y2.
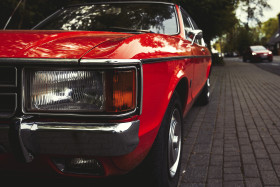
23;67;138;115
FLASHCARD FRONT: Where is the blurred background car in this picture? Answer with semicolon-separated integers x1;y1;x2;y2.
243;45;273;62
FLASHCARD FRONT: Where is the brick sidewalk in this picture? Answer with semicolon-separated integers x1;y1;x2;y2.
178;59;280;187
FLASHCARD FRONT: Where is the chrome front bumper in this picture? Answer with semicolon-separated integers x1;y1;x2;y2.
0;117;140;163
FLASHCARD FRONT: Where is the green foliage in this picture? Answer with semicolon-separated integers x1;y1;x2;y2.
173;0;238;47
260;17;279;42
239;0;271;28
222;24;259;55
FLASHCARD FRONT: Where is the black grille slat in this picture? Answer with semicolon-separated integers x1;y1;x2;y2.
0;94;17;118
0;67;17;87
0;66;17;118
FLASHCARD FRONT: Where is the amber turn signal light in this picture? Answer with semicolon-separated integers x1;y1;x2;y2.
105;69;136;113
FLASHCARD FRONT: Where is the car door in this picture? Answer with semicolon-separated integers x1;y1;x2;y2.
180;8;195;100
180;8;209;99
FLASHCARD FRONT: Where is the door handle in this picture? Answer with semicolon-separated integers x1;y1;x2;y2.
201;48;205;52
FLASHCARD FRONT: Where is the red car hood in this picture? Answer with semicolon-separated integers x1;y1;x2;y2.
0;30;132;59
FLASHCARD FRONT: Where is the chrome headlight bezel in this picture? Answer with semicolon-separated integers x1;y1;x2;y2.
22;65;141;118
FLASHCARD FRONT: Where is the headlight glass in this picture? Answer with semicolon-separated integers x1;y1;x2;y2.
24;69;136;114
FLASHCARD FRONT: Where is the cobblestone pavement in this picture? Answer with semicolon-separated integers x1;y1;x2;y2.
178;58;280;187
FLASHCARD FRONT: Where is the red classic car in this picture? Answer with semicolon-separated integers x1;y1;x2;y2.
0;1;211;186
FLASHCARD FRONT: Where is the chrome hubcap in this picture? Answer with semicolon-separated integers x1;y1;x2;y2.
168;108;182;178
207;78;210;98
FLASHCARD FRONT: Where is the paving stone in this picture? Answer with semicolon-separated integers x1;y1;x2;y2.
254;149;269;159
243;165;260;177
193;144;211;154
224;167;242;174
260;170;280;186
240;145;253;153
224;155;240;162
189;154;210;167
211;146;223;154
207;166;222;179
252;141;265;150
206;179;222;187
270;154;280;164
274;165;280;178
224;162;241;168
224;173;243;181
182;166;208;183
210;155;223;166
245;178;263;187
257;159;273;171
241;154;257;164
223;181;244;187
224;151;240;156
180;183;205;187
238;137;250;145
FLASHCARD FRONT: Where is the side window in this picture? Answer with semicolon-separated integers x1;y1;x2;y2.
180;9;192;41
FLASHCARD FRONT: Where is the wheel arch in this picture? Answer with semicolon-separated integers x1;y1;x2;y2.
173;77;188;113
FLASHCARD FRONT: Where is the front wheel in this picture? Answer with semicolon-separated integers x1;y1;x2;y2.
141;91;183;187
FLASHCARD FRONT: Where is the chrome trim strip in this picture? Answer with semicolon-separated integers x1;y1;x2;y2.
21;66;140;118
141;55;211;64
0;58;78;65
80;59;141;65
139;63;143;115
21;121;137;133
14;117;34;163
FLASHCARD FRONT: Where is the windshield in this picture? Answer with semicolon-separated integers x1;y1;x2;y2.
250;46;267;51
34;3;178;35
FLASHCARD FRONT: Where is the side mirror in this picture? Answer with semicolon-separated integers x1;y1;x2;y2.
186;29;203;45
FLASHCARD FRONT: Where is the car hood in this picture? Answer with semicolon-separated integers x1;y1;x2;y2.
0;30;132;59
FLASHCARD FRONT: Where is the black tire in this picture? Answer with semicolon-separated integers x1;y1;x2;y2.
242;56;246;62
196;78;210;106
139;91;183;187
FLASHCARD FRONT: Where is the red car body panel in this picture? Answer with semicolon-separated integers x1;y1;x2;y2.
0;30;133;59
0;3;211;177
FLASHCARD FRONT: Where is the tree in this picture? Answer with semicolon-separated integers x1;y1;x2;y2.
260;17;279;43
173;0;238;49
239;0;271;29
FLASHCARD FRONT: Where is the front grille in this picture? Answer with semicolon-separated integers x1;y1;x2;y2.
0;67;17;118
0;67;17;87
0;94;17;118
